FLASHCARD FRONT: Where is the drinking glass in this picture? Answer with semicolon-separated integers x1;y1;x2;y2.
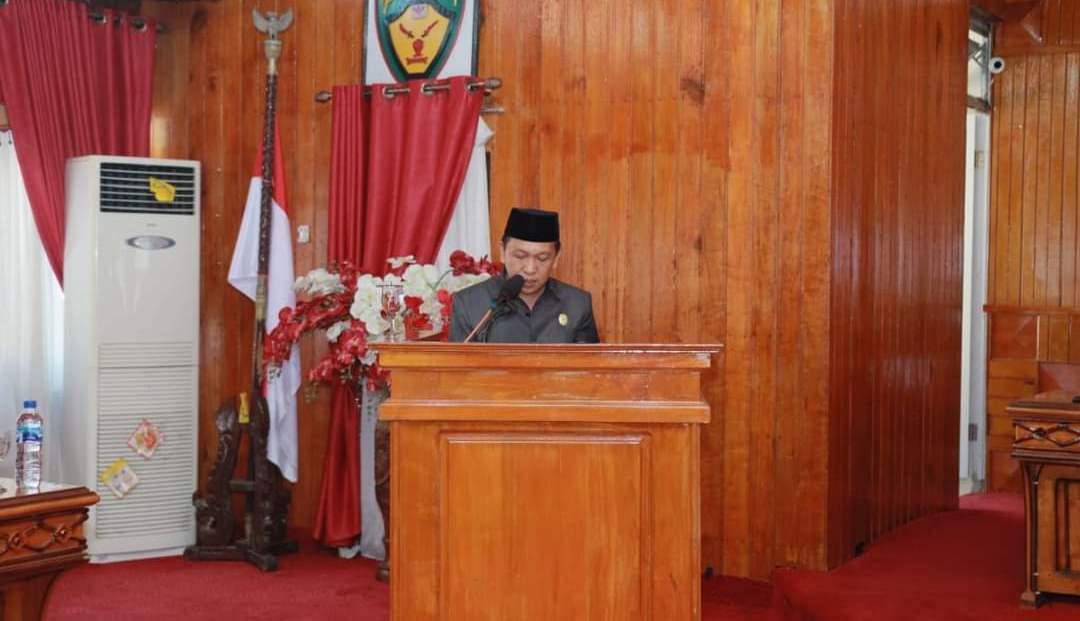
380;283;404;342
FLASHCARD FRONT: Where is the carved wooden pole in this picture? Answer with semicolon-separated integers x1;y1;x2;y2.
248;7;296;563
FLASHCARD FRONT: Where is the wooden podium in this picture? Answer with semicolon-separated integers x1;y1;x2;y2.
376;343;718;621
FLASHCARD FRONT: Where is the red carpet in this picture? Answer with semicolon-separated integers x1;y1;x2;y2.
50;494;1069;620
773;493;1080;620
44;540;390;621
44;538;773;620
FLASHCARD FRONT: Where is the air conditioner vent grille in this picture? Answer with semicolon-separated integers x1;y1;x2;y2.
94;366;196;540
99;162;196;215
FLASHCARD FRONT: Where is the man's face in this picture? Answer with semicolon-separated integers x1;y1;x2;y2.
501;238;560;297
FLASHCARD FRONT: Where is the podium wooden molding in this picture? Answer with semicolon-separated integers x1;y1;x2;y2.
377;343;719;621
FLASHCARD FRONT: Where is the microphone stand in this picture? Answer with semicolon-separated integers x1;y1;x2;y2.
463;302;509;343
475;305;511;343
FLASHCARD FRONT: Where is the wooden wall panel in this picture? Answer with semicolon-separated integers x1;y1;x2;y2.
997;0;1080;56
988;51;1080;307
145;0;966;579
828;0;968;566
986;309;1080;491
480;0;834;577
987;4;1080;494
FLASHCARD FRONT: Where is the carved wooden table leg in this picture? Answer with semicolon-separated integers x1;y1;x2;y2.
1019;461;1044;608
374;418;390;582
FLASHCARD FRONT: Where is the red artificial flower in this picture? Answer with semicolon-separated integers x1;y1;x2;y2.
267;251;494;392
449;250;476;276
403;295;424;314
477;256;502;275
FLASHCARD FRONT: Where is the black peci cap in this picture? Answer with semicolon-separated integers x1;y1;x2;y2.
503;207;560;243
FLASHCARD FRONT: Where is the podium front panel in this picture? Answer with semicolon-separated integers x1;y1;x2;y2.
392;421;699;621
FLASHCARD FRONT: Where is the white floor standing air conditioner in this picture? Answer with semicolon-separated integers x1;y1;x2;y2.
62;155;200;562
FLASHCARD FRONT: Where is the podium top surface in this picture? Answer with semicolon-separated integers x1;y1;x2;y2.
376;344;719;424
375;342;722;371
1008;390;1080;420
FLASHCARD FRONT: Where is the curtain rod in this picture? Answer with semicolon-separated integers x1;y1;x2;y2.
87;9;165;34
2;1;164;32
314;77;504;114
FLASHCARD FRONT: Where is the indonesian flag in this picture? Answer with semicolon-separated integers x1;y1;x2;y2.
227;129;300;483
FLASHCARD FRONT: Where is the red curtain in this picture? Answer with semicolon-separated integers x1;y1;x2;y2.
314;78;482;547
0;0;155;285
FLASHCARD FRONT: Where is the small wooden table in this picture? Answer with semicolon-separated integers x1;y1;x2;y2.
0;480;99;620
1009;391;1080;607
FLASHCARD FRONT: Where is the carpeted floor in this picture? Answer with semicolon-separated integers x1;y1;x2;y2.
47;493;1080;620
44;541;391;621
773;493;1080;620
44;539;773;620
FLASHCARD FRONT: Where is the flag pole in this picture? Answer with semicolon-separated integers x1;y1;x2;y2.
184;8;298;572
250;10;285;393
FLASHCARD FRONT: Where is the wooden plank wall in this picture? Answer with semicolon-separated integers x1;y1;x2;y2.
986;4;1080;492
983;309;1080;490
144;0;967;578
997;0;1080;56
482;0;835;578
828;0;968;567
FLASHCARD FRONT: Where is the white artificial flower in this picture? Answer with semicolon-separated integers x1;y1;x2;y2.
326;320;351;343
351;275;383;325
443;272;489;294
359;309;388;339
387;255;416;270
402;264;436;298
360;349;378;366
419;296;442;321
421;264;442;287
293;267;343;295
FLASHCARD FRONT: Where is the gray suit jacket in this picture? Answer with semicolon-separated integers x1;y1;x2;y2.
449;276;600;343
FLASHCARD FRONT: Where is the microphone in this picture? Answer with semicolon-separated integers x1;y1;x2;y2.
463;274;524;343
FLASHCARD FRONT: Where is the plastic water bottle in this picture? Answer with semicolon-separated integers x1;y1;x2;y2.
16;400;43;490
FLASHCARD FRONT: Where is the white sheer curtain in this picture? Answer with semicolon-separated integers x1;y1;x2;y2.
0;131;64;482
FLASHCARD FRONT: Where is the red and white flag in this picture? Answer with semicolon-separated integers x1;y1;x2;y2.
227;129;300;483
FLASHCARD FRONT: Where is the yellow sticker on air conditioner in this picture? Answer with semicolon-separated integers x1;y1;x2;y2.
148;176;176;203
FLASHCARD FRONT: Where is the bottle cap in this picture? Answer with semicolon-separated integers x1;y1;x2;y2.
22;400;36;409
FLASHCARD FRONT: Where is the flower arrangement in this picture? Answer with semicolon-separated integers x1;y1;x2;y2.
264;250;501;388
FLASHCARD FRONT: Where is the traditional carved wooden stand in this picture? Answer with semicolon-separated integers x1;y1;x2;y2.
184;395;296;571
184;9;297;572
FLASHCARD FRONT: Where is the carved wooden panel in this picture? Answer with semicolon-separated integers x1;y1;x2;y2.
1014;419;1080;453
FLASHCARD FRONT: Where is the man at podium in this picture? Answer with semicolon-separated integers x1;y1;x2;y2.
449;207;600;343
